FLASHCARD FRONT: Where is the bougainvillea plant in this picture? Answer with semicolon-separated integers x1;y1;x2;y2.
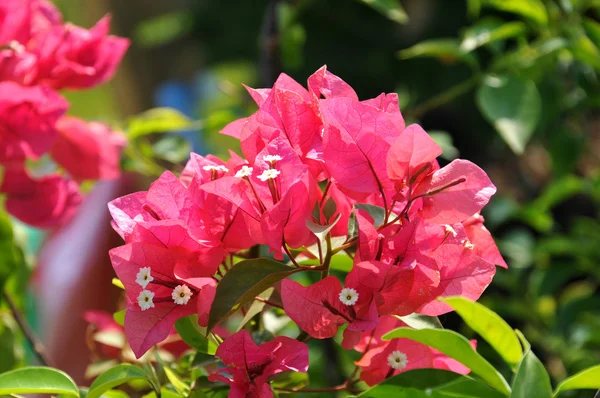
0;0;128;229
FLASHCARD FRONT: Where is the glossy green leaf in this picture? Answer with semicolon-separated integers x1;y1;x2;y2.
127;108;198;139
476;75;541;154
87;364;150;398
358;0;409;24
399;39;478;67
395;313;443;329
481;0;548;25
461;19;527;53
553;365;600;396
442;297;523;366
163;366;190;396
207;258;298;330
510;347;552;398
383;328;511;395
0;367;79;396
359;369;505;397
175;315;217;354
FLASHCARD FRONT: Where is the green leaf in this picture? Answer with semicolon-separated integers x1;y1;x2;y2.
112;278;125;290
481;0;548;25
428;131;459;160
583;18;600;48
113;310;125;327
127;108;197;139
270;371;309;390
236;287;274;332
441;297;523;366
395;313;443;329
207;258;298;330
0;367;79;396
476;75;541;154
0;210;18;291
383;328;511;395
347;204;386;241
358;0;409;24
359;369;506;398
163;366;190;396
510;347;552;398
133;11;193;48
398;39;478;67
461;19;527;53
553;365;600;396
152;135;192;164
87;364;150;398
175;315;217;355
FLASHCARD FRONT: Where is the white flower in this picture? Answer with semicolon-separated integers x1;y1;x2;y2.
172;285;193;305
387;351;408;370
202;165;229;172
339;288;359;306
461;239;475;250
135;267;154;288
137;290;155;311
257;169;281;181
235;165;254;178
263;154;282;162
443;224;457;237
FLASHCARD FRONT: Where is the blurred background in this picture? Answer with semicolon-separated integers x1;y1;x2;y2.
2;0;599;396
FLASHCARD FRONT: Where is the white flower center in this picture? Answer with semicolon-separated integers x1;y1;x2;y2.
172;284;193;305
257;169;281;182
135;267;153;288
203;165;229;173
137;290;155;311
443;224;457;237
461;239;475;250
338;288;359;306
263;154;282;162
387;351;408;370
235;165;254;178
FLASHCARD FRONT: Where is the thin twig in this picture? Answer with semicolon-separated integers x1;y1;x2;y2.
254;296;284;309
259;0;281;86
3;290;54;367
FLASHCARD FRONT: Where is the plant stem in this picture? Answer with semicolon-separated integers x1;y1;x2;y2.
3;290;54;367
253;296;283;309
320;235;333;279
408;75;481;119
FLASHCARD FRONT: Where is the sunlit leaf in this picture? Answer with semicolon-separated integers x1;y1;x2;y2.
175;315;217;355
87;364;150;398
358;0;409;24
0;367;79;396
461;18;527;53
553;365;600;396
511;346;552;398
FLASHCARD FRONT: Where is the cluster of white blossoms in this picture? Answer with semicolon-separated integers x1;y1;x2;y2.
339;287;359;306
134;268;193;310
387;351;408;370
202;165;229;173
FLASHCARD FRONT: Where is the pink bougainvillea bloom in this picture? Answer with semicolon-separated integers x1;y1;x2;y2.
307;65;358;100
416;159;496;224
0;44;38;85
417;243;496;315
28;15;129;89
209;329;309;398
0;0;31;45
51;116;126;181
0;167;82;229
462;213;507;268
0;81;67;165
109;242;216;358
281;276;378;339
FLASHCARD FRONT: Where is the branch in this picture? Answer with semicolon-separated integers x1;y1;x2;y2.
259;0;281;86
3;290;54;367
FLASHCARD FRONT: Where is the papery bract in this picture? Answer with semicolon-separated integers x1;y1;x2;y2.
51;116;126;180
0;81;67;165
209;329;309;398
463;213;507;268
0;167;82;229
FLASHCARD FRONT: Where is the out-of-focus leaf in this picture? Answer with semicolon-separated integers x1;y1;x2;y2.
128;108;197;139
87;364;150;398
481;0;548;25
270;371;309;390
358;369;505;397
0;210;18;291
498;229;535;269
113;310;126;327
492;38;567;70
476;75;541;154
461;19;527;53
153;135;192;164
133;11;194;48
549;128;585;176
0;315;18;373
163;366;190;396
583;18;600;47
208;259;299;331
112;278;125;290
568;29;600;70
383;328;511;395
358;0;409;24
330;253;354;272
236;288;275;332
280;24;306;70
442;297;523;366
396;313;443;329
511;345;552;398
553;365;600;396
428;131;459;160
0;367;79;396
399;39;478;68
175;315;217;355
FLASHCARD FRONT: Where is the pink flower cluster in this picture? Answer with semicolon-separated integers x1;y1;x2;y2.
0;0;128;228
108;66;506;394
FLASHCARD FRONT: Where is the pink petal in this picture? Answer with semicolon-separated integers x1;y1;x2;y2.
308;65;358;100
386;124;442;183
